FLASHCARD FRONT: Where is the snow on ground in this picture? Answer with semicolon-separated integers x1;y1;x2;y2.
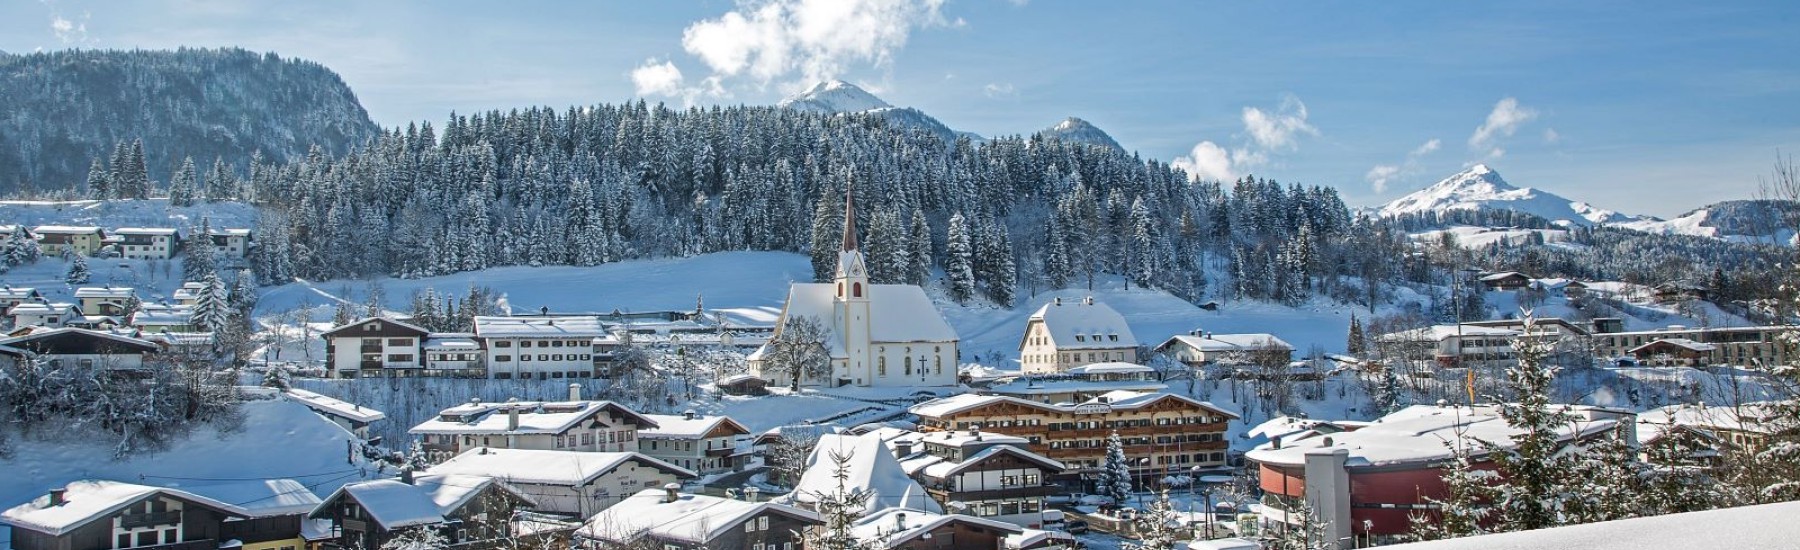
1411;225;1572;250
0;255;198;304
0;396;381;547
0;198;256;230
1380;500;1800;550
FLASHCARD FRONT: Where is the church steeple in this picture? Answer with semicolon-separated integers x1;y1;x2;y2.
834;182;869;299
842;182;859;252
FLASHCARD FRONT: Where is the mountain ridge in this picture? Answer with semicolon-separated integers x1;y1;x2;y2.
1378;164;1647;226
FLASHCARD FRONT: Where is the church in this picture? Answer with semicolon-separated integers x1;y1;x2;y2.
748;190;960;387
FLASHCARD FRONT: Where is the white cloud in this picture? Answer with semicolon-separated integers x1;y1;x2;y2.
50;16;72;34
1241;95;1317;151
677;0;952;88
982;82;1015;98
1468;97;1537;157
631;59;687;98
1543;127;1561;144
1365;137;1443;192
1174;141;1236;183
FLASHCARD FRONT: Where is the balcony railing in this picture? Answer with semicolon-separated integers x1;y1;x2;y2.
705;447;735;458
120;511;182;529
926;485;1054;502
138;540;217;550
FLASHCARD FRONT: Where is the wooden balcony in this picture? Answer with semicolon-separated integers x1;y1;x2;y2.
705;447;734;458
138;539;216;550
1044;422;1229;438
926;485;1054;502
120;510;182;529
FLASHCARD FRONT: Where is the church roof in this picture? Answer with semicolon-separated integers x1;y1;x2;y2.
773;283;957;358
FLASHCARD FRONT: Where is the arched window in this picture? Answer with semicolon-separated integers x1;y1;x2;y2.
853;282;863;297
935;356;943;375
904;356;913;376
836;283;843;297
878;356;887;376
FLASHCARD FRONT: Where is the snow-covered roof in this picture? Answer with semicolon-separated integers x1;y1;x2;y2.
1375;324;1518;343
31;225;101;234
577;488;820;544
1635;402;1786;444
911;391;1240;420
320;474;522;530
900;442;1065;480
422;334;481;351
1025;298;1138;350
0;327;160;353
0;480;273;536
112;227;179;236
473;316;608;338
850;508;1021;548
165;479;323;518
286;388;387;424
1160;333;1294;353
409;400;654;436
1009;529;1081;550
73;287;135;299
780;433;942;515
8;301;77;315
1066;362;1152;375
130;307;194;326
1377;500;1800;550
1627;338;1715;354
426;448;693;486
0;287;38;299
209;228;253;237
639;414;750;440
981;377;1168;397
320;316;431;338
1244;404;1621;469
715;373;762;386
770;283;957;358
1479;271;1529;282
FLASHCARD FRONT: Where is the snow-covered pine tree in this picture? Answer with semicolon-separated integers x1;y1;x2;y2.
1560;422;1647;525
800;448;879;550
65;254;90;284
810;185;845;282
1486;313;1575;532
86;157;112;200
945;212;975;304
907;209;932;286
205;157;236;201
1101;430;1134;506
1128;197;1158;289
192;271;231;335
168;157;198;206
184;219;219;283
1346;315;1366;357
986;222;1016;307
228;269;258;328
1043;218;1072;290
1126;489;1184;550
1409;415;1497;541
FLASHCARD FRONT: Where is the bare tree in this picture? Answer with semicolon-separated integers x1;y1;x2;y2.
762;316;832;391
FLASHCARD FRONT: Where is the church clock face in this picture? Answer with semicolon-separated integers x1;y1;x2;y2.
850;263;865;277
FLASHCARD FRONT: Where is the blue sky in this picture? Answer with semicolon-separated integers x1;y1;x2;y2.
4;1;1797;217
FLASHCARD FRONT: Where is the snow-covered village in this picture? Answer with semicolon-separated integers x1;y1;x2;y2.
0;3;1798;550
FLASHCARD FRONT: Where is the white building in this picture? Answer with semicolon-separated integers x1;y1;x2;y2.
32;225;104;256
321;317;429;377
73;287;137;317
425;447;694;518
1374;324;1520;368
637;412;752;475
207;228;253;259
129;304;197;334
1156;330;1296;366
409;391;656;462
0;287;43;310
7;301;78;329
109;227;181;260
748;190;959;387
171;282;205;306
473;316;604;380
1019;296;1138;374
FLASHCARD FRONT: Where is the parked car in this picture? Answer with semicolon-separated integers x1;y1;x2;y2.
1064;520;1090;535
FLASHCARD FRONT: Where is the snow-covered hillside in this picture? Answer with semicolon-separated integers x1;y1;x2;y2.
1035;117;1123;151
1379;164;1645;226
0;198;257;230
1616;199;1798;245
777;80;978;144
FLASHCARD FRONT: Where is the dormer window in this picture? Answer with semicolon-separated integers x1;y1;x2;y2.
1075;335;1085;342
1109;335;1118;342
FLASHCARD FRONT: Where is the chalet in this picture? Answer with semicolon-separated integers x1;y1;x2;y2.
1373;324;1519;368
207;228;253;260
285;388;387;440
108;228;181;260
0;328;159;370
910;391;1238;473
425;447;693;518
981;362;1167;404
637;411;752;475
1628;338;1715;366
1245;404;1630;543
66;315;124;331
171;282;205;306
1478;271;1532;290
473;316;605;380
714;373;769;396
881;428;1067;528
8;301;79;329
0;286;44;310
781;433;942;516
129;304;197;334
72;287;136;317
748;190;959;388
1156;331;1294;367
309;474;533;550
321;317;429;378
33;226;105;257
0;479;319;550
1654;282;1710;302
850;508;1023;550
574;486;820;550
1018;296;1138;374
408;391;657;462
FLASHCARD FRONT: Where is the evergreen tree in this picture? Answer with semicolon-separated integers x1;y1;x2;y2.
1100;430;1134;506
985;223;1017;306
168;157;198;206
907;209;932;286
945;212;975;304
65;255;90;284
810;185;845;282
86;157;112;200
4;229;39;267
228;269;258;324
1346;314;1366;357
1486;314;1575;532
1560;423;1647;524
122;139;151;199
1127;489;1184;550
205;157;236;201
184;219;219;283
191;271;231;335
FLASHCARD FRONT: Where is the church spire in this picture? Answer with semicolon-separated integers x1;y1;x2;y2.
842;182;859;252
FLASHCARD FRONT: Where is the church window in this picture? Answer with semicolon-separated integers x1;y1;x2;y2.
936;356;943;374
853;283;863;297
837;283;843;297
904;357;913;376
878;357;887;376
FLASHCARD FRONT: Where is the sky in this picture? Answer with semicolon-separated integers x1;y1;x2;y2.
3;0;1797;217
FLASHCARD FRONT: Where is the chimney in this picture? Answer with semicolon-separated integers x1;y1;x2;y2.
507;406;520;431
744;486;760;502
895;512;908;532
972;426;982;441
400;467;415;485
1084;296;1094;305
894;440;914;458
48;488;67;507
662;483;681;504
569;383;582;401
683;409;697;421
1053;297;1062;306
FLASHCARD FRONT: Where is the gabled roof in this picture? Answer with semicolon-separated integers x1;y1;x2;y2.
780;433;942;515
7;301;78;315
911;391;1240;420
165;479;324;518
0;327;159;355
31;225;102;234
313;474;530;530
1480;271;1530;282
286;389;386;424
1628;338;1716;354
425;448;694;485
1158;332;1294;353
320;316;432;338
899;442;1066;480
579;489;820;544
472;316;607;338
1023;298;1138;350
112;227;180;236
639;414;751;440
766;282;957;358
0;480;247;536
409;400;656;436
0;287;40;299
850;508;1021;548
73;287;135;299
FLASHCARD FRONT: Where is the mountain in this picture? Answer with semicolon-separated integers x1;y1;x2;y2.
1617;199;1799;245
0;48;379;193
1378;164;1646;226
777;80;979;144
1035;117;1123;151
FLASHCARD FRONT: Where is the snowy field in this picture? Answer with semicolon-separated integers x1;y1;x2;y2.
0;198;256;230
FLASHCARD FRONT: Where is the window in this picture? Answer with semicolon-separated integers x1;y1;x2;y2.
853;282;863;297
388;338;412;346
540;354;550;361
552;340;565;347
118;534;130;549
162;529;177;544
496;355;512;362
521;340;534;348
904;356;912;376
759;517;769;530
747;520;758;533
495;341;512;348
137;532;157;547
387;354;414;363
878;357;886;376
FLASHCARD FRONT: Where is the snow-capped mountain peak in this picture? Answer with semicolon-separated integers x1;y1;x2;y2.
778;80;893;114
1378;164;1644;226
1037;117;1124;151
